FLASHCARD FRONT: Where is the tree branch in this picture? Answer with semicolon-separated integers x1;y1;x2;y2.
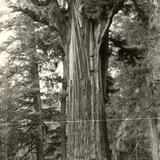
19;142;35;160
110;36;146;53
11;4;47;24
9;1;59;32
98;0;125;51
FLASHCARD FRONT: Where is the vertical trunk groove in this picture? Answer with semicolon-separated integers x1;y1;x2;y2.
61;55;67;160
149;115;159;160
148;1;160;160
65;1;111;159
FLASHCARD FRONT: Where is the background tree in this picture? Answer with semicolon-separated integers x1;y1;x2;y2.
0;3;64;159
1;0;160;160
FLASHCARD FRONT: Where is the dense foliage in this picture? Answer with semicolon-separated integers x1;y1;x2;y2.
0;4;63;159
0;0;160;160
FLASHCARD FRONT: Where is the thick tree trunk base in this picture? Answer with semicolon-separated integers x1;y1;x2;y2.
65;1;111;160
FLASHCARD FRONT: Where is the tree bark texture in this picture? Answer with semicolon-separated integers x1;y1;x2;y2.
65;1;111;160
61;57;67;160
149;115;159;160
148;1;160;160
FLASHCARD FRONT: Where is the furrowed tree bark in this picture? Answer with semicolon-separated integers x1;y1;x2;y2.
61;55;67;160
65;1;112;159
149;115;159;160
147;0;160;159
13;0;124;159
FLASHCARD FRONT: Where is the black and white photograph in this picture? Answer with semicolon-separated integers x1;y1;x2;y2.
0;0;160;159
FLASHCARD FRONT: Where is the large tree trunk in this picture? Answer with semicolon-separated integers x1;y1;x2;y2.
147;1;160;159
61;56;67;160
65;1;111;160
31;60;44;160
149;114;159;160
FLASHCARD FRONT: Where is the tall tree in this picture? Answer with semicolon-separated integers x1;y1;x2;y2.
0;6;63;159
147;0;160;159
29;34;44;160
7;0;128;159
6;0;160;159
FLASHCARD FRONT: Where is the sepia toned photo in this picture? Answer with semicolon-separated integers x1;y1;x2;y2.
0;0;160;160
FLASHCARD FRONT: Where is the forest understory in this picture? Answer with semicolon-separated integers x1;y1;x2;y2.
0;0;160;160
